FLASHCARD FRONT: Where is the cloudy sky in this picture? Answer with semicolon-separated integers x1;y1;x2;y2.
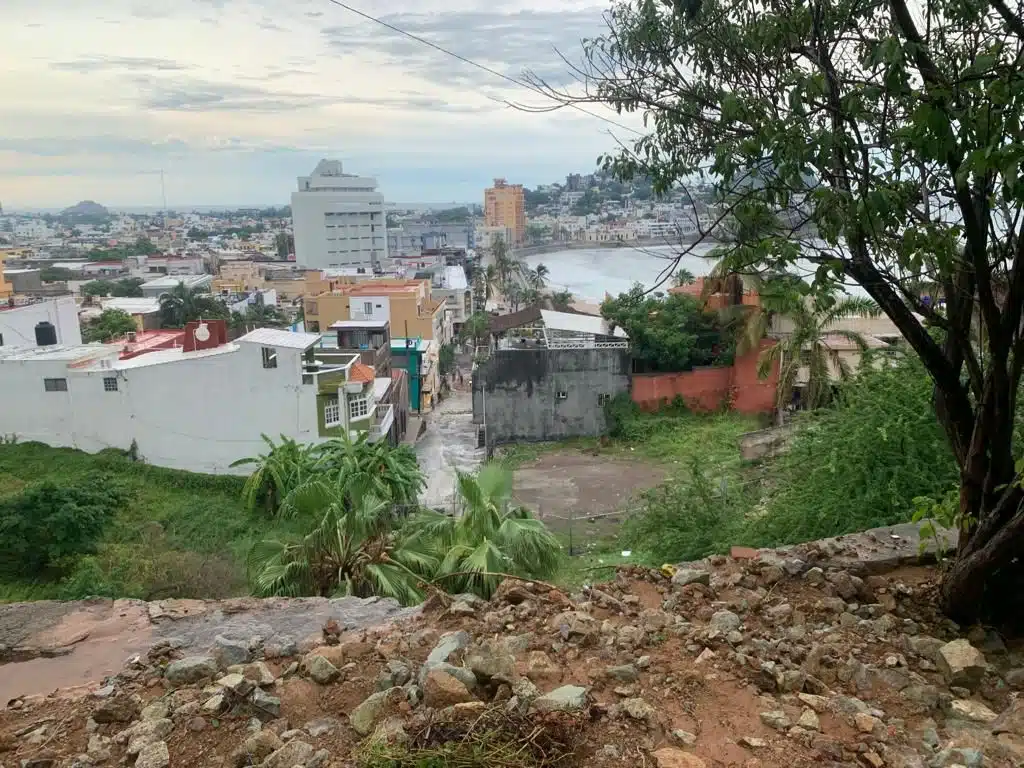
0;0;643;210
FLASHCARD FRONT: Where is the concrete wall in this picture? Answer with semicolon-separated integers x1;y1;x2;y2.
473;348;630;445
0;296;82;348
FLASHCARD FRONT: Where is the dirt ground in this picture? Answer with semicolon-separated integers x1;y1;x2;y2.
512;449;667;538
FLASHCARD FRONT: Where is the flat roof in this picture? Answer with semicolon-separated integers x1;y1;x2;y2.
328;319;389;329
141;274;213;289
237;327;323;349
0;344;106;363
101;297;161;314
540;309;628;338
443;266;468;290
390;337;430;353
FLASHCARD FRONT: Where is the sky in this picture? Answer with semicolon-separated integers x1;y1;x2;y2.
0;0;645;210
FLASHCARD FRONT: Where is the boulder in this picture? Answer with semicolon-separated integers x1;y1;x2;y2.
423;669;476;709
531;685;589;713
304;717;343;737
936;639;987;690
231;730;283;768
466;643;515;682
213;635;251;668
708;610;741;634
262;740;316;768
93;695;139;723
165;656;218;686
606;664;639;683
251;687;281;718
651;747;707;768
135;741;169;768
759;710;790;730
350;688;403;736
425;631;471;667
949;698;998;723
307;655;341;685
671;569;710;587
124;719;173;756
621;697;657;725
992;697;1024;737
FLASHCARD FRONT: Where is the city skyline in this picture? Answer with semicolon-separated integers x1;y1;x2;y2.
1;0;644;209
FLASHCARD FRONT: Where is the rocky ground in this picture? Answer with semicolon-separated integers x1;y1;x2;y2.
1;524;1021;768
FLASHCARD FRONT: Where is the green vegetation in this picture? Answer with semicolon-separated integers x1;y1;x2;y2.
82;309;138;343
82;278;145;298
428;207;471;224
601;285;735;373
39;266;74;282
87;237;158;261
159;282;228;326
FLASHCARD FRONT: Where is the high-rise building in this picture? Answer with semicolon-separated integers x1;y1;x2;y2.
291;160;388;271
483;178;526;246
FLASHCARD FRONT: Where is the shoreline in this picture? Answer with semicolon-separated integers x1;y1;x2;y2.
511;236;716;258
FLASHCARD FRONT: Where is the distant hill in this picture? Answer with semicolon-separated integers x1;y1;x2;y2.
61;200;110;221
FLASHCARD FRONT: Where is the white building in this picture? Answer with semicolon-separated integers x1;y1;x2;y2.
0;324;394;474
0;297;82;349
291;159;388;271
140;274;214;298
13;220;54;241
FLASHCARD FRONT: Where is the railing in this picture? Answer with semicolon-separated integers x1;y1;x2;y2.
546;339;630;350
369;404;395;442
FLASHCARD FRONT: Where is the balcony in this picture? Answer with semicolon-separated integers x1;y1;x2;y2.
302;361;349;393
349;403;394;443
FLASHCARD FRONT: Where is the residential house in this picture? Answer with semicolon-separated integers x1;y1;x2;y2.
0;296;82;349
99;297;163;331
0;258;12;299
140;274;214;298
391;337;439;413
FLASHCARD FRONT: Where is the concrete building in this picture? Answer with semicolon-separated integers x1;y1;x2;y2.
140;274;214;298
0;296;82;349
99;297;162;331
2;268;42;295
0;323;395;474
0;258;12;299
484;178;526;246
391;337;439;413
291;159;388;271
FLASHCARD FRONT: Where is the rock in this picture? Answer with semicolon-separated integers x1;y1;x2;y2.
992;697;1024;736
531;685;589;713
202;694;226;715
231;730;283;768
949;698;998;723
251;687;281;718
217;673;254;697
140;702;169;721
307;655;341;685
377;660;412;690
708;610;741;634
936;639;987;690
350;688;403;736
124;719;173;756
512;678;540;702
87;734;112;762
304;717;343;738
798;708;820;731
19;756;57;768
425;631;471;667
860;751;884;768
165;656;218;686
907;635;945;660
900;684;940;713
739;736;767;749
552;611;600;645
525;651;562;683
759;710;790;730
606;664;639;683
798;693;829;713
245;661;276;687
466;643;515;682
430;661;477;690
92;696;139;723
134;741;169;768
670;729;697;747
651;747;707;768
449;600;477;616
671;569;710;587
804;567;825;585
854;713;881;733
214;635;252;668
262;740;316;768
186;717;207;732
423;669;476;708
927;747;984;767
621;697;657;724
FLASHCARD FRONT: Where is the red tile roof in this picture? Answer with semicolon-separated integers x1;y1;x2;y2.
349;362;375;384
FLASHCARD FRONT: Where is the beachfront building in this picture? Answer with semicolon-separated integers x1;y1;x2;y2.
484;178;526;246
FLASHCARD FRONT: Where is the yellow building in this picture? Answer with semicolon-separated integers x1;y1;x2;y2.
0;258;12;300
484;178;526;246
0;247;34;262
304;277;447;342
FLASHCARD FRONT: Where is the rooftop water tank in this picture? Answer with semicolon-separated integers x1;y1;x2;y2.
35;321;58;347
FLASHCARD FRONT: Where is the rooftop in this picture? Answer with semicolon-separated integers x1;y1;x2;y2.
101;297;161;315
237;328;323;350
391;337;430;353
540;309;628;338
328;319;390;329
140;274;213;290
349;362;375;384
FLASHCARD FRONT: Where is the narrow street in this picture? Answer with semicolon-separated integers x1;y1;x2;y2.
413;386;484;511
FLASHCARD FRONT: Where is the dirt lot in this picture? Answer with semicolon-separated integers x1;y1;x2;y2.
512;449;668;539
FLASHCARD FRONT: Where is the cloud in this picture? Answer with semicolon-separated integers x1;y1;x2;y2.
135;77;335;112
50;56;189;73
0;136;191;158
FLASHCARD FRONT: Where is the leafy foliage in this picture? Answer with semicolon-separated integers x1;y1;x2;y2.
82;278;145;298
231;435;318;515
82;309;138;343
601;285;735;372
0;480;125;577
87;237;158;261
158;282;228;327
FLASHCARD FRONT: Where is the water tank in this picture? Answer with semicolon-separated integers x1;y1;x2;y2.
35;321;58;347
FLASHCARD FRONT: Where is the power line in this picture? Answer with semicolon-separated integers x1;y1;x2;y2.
322;0;644;137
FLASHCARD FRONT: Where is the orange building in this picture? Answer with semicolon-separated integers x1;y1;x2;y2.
484;178;526;246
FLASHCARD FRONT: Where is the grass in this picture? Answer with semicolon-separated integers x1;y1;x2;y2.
0;441;303;602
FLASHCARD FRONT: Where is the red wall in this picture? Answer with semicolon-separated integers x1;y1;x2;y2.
631;340;779;414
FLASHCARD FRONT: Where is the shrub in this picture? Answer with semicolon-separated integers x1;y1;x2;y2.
0;479;125;577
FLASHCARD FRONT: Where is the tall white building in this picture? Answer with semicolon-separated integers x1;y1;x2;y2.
291;160;388;271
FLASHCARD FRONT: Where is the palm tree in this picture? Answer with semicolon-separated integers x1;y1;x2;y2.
550;290;574;311
408;464;561;599
460;312;491;349
248;489;433;603
760;295;881;411
159;282;227;327
230;434;318;514
530;263;549;290
310;434;424;509
672;268;696;287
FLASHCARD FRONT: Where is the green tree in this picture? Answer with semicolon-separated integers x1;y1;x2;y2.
602;286;734;372
82;309;138;343
758;296;880;411
439;343;456;376
111;278;145;297
529;263;549;290
187;227;210;241
82;280;116;298
158;282;227;327
672;269;695;287
409;465;561;598
552;0;1024;622
40;266;74;282
550;290;574;311
460;312;491;349
274;232;294;259
309;435;425;510
231;435;319;515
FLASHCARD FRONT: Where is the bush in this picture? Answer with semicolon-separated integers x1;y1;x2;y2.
745;350;959;546
0;479;125;577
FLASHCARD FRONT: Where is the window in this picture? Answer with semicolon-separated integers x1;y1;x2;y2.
306;300;318;315
362;301;373;316
261;347;278;369
597;393;610;406
323;399;341;427
44;378;68;392
555;391;568;400
349;396;368;420
103;377;118;392
0;333;3;346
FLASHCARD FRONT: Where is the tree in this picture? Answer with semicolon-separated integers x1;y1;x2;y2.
112;278;145;297
545;0;1024;623
407;465;561;599
460;312;491;349
309;435;425;510
82;280;116;298
758;296;880;412
274;232;294;259
231;301;290;333
231;435;319;515
40;266;74;282
158;282;227;327
672;269;695;287
550;290;574;311
187;227;210;241
82;309;139;343
602;285;735;372
439;343;456;376
529;263;549;290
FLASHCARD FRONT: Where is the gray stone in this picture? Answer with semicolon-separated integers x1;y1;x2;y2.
531;685;589;713
901;684;940;713
251;687;281;718
708;610;741;634
425;631;471;667
739;736;767;749
140;702;169;721
87;734;111;762
621;697;657;724
217;673;254;697
262;740;316;768
936;639;987;690
927;747;984;768
671;729;697;746
949;698;997;723
992;697;1024;736
92;696;139;723
431;661;477;690
606;664;639;683
124;719;173;756
466;644;515;682
231;730;283;768
377;660;411;690
214;635;252;668
202;694;226;715
350;688;403;736
246;661;276;687
165;656;218;686
759;710;791;730
307;655;340;685
134;741;169;768
304;717;343;737
797;708;820;731
449;600;477;616
423;668;476;709
671;569;710;587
